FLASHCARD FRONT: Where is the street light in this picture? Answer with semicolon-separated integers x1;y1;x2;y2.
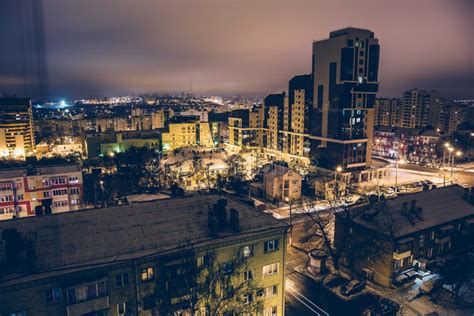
285;197;295;246
451;151;462;179
335;166;342;199
395;159;404;194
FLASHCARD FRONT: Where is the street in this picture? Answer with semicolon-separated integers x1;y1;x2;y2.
286;271;330;316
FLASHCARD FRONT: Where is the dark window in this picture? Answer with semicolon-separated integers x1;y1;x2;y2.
221;261;234;275
115;273;129;287
45;287;62;303
347;39;354;47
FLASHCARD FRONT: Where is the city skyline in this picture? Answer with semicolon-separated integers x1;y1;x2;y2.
1;0;473;100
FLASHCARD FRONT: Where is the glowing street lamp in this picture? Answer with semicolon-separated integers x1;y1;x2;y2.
335;166;342;199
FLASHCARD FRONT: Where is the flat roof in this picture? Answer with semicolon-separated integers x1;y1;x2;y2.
0;164;81;179
0;194;288;286
355;185;474;238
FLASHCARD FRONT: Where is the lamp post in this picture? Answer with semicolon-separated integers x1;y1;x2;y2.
285;197;294;246
451;150;462;180
395;159;404;194
334;166;342;199
442;142;450;187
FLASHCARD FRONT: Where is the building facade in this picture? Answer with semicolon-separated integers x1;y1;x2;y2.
0;195;288;316
374;98;401;127
335;186;474;287
0;97;35;160
311;28;380;171
263;166;303;202
0;164;83;220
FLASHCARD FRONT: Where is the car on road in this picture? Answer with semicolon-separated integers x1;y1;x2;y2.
375;297;400;315
325;275;349;288
340;279;366;296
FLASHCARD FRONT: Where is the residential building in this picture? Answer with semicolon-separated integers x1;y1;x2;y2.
0;195;289;316
0;164;83;220
372;127;442;166
281;74;313;158
161;121;218;152
401;89;446;130
264;93;285;152
334;186;474;287
228;108;264;150
85;131;161;158
0;97;35;159
263;166;302;202
311;27;380;170
374;98;401;127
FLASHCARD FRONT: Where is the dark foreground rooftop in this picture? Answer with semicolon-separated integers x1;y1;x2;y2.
0;194;287;285
356;185;474;238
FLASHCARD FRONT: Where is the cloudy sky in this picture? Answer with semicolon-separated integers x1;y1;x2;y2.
0;0;472;100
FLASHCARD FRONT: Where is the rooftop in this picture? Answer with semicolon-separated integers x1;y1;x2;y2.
0;164;81;179
355;185;474;238
0;194;287;286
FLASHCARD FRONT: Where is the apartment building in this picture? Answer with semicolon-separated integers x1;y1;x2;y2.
0;97;35;160
372;127;442;166
85;131;161;158
228;108;265;150
0;195;289;316
263;166;302;202
311;28;380;170
335;186;474;287
374;98;401;127
0;164;83;220
401;89;446;130
161;121;218;152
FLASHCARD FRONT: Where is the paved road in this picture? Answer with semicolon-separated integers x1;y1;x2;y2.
286;271;330;316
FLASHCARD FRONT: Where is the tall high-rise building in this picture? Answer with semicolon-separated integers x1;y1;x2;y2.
374;98;401;127
0;97;35;159
264;93;285;151
401;89;445;130
311;28;380;170
282;74;313;157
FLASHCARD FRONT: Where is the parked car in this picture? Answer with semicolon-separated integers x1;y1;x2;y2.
376;297;401;315
325;275;349;288
340;279;366;296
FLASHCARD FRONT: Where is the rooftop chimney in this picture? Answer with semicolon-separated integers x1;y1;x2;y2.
402;202;408;213
2;228;22;269
229;209;240;233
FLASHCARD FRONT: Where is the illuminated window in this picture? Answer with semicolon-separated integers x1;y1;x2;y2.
141;267;154;282
263;263;279;276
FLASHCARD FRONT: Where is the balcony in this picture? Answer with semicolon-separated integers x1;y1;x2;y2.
393;250;412;261
435;236;451;245
67;296;109;316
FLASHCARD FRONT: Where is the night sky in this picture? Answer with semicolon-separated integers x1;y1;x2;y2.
1;0;473;100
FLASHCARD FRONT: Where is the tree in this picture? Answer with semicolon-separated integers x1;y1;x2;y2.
438;253;474;303
153;248;264;316
300;191;396;274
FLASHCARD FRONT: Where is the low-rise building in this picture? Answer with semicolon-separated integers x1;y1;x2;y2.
0;164;83;220
162;122;219;152
335;186;474;287
264;166;302;202
85;131;161;158
0;194;288;316
372;127;442;166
